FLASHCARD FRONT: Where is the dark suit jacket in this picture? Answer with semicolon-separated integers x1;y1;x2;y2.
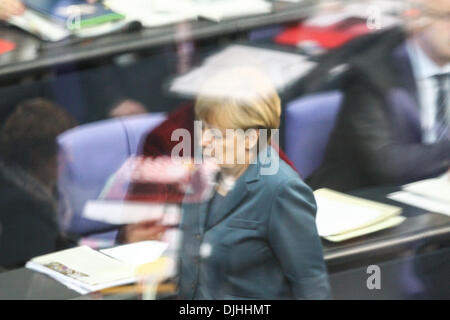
307;27;450;192
178;148;331;300
0;161;73;268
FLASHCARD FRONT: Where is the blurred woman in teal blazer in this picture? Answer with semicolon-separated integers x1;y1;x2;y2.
177;67;331;300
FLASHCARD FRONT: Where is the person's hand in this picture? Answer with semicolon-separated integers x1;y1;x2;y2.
123;220;168;243
108;99;148;118
0;0;25;20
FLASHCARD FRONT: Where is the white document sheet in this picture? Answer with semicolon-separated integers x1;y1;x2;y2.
402;174;450;204
105;0;197;27
83;200;181;225
387;191;450;217
26;246;136;294
189;0;272;22
100;241;169;266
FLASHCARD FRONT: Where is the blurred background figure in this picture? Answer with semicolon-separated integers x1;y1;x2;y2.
0;98;77;269
0;0;25;20
307;0;450;192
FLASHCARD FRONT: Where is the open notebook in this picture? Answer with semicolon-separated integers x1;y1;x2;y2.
26;241;169;294
314;188;405;242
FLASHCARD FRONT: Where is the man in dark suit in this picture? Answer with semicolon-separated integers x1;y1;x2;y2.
0;99;77;268
308;0;450;192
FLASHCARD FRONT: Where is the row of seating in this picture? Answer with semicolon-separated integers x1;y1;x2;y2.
57;91;343;239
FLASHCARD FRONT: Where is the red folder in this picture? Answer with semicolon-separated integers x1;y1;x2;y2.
275;19;369;49
0;39;16;55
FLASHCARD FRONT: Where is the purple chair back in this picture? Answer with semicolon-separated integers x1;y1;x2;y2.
57;113;166;236
285;91;343;179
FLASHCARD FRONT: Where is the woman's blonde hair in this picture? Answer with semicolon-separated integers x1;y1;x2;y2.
194;67;281;140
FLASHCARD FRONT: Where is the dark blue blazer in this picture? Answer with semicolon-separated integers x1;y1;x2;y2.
178;148;331;299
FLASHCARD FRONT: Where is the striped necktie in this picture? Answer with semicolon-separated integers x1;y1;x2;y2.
434;73;449;141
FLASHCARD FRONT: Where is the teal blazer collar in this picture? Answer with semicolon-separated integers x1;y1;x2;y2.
200;146;277;232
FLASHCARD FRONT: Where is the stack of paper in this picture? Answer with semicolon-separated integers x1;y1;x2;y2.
7;0;132;42
7;9;130;42
10;0;272;41
83;200;181;225
105;0;271;27
104;0;198;28
23;0;125;30
26;241;169;294
188;0;272;22
387;174;450;216
169;44;316;97
314;188;405;242
8;10;70;42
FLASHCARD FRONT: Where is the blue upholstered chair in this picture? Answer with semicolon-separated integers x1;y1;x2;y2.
57;113;166;239
285;91;343;179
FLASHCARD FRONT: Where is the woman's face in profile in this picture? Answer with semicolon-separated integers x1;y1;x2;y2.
200;119;257;170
